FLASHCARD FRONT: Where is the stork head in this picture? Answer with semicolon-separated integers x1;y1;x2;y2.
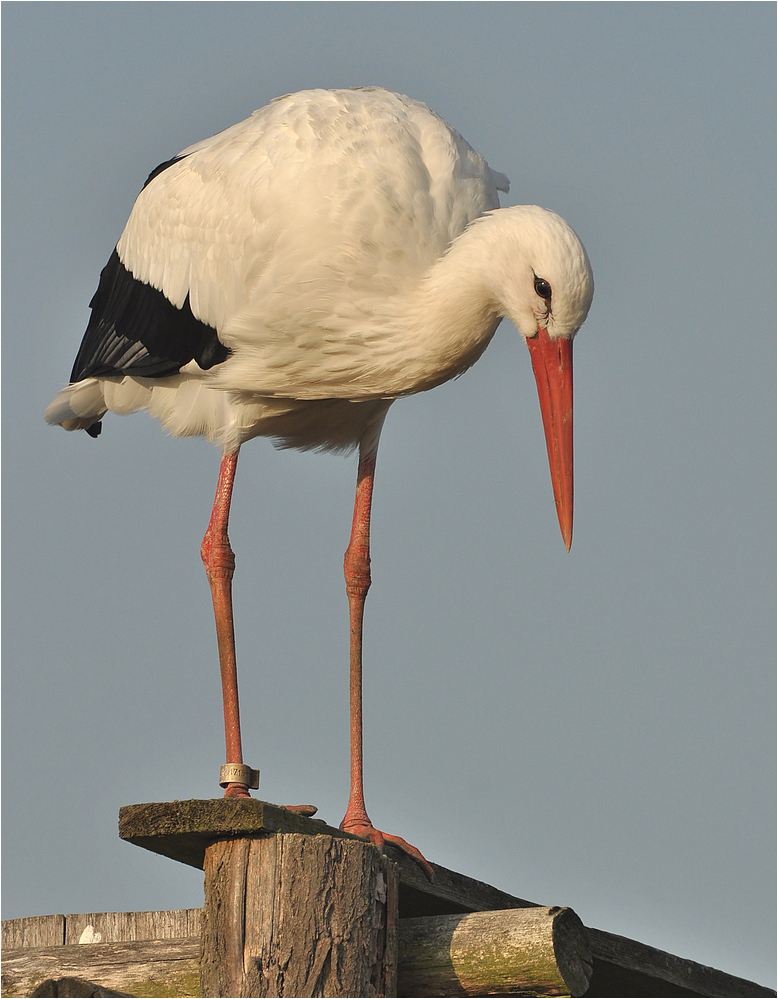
486;206;594;551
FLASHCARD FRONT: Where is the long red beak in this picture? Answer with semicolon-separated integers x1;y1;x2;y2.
526;328;574;551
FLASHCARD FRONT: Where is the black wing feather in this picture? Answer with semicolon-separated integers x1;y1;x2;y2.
70;153;230;384
70;249;230;383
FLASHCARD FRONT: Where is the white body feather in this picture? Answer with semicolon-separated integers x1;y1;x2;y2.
46;87;592;454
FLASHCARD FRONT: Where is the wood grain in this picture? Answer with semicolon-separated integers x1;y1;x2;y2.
2;914;65;950
64;910;201;946
200;832;398;997
1;939;199;998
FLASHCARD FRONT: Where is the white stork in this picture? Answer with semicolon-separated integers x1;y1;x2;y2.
46;87;594;877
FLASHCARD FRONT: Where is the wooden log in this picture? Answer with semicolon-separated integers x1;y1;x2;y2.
0;939;200;998
397;906;591;997
200;832;399;998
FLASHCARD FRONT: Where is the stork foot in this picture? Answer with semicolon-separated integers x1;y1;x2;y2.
284;804;318;817
340;817;434;881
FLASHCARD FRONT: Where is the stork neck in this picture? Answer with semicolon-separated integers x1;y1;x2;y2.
387;229;503;396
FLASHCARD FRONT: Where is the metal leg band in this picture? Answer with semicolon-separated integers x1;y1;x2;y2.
219;763;260;789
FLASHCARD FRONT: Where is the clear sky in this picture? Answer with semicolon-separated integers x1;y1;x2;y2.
3;2;775;989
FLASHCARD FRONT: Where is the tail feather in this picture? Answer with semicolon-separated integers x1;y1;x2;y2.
44;373;230;442
102;377;152;414
44;379;107;432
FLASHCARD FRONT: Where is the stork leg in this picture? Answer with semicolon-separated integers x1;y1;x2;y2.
340;442;434;880
201;449;249;799
201;451;318;814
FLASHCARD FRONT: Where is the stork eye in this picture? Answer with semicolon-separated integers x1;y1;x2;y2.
534;276;552;300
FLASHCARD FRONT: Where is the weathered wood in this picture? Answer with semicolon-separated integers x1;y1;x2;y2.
199;832;398;998
118;798;538;918
0;939;200;998
585;959;708;997
13;799;760;998
587;928;777;998
118;799;340;870
3;910;201;951
397;906;591;997
2;914;65;949
4;911;776;998
64;909;202;946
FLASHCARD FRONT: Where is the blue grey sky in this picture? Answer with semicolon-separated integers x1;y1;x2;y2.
3;2;775;989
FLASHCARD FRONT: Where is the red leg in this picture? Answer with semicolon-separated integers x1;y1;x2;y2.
340;442;434;880
201;452;316;812
201;450;249;799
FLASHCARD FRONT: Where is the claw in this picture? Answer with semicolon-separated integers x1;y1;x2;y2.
341;818;434;881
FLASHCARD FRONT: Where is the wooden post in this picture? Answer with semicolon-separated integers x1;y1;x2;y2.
200;832;398;998
119;801;406;998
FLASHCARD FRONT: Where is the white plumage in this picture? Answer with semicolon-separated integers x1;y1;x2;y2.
45;87;594;866
45;87;591;454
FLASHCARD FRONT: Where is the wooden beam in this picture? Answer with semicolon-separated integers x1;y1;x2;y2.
118;798;538;918
0;939;199;998
118;799;335;870
398;906;592;997
587;928;777;998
